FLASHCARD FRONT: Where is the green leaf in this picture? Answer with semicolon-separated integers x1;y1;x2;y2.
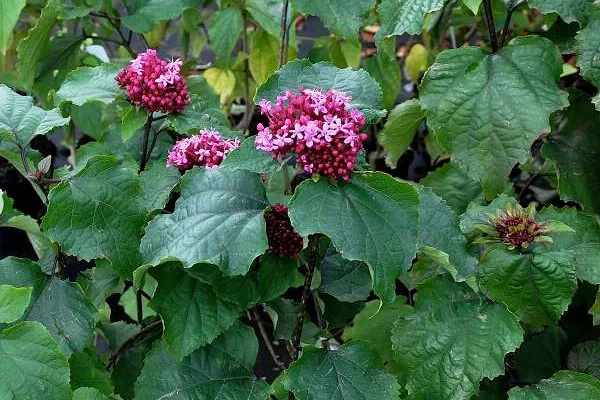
0;321;71;399
421;162;483;215
69;348;114;395
122;105;148;142
283;341;401;400
267;297;319;342
55;64;121;107
26;277;97;356
255;59;384;123
418;187;477;281
568;340;600;379
419;36;568;197
537;206;600;284
289;172;419;303
257;253;302;302
503;0;526;10
42;156;148;278
293;0;375;41
249;29;279;85
0;284;32;323
208;7;243;68
0;0;26;55
16;0;60;90
459;194;516;236
148;263;247;360
135;321;271;399
363;52;402;110
377;0;446;39
246;0;289;37
508;370;600;399
0;257;48;301
379;99;425;168
140;162;181;212
221;137;283;173
392;276;523;400
514;327;568;383
166;94;231;134
463;0;482;14
542;91;600;214
479;245;576;326
141;168;269;275
72;387;109;400
122;0;203;33
319;245;372;302
0;84;70;146
342;296;413;369
528;0;596;25
57;0;103;19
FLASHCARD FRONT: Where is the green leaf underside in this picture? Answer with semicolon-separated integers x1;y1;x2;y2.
419;36;568;197
379;99;425;168
0;321;71;399
149;263;248;360
479;245;576;326
289;172;419;303
283;341;401;400
255;59;384;123
293;0;375;41
42;156;148;278
418;187;477;280
134;321;271;399
0;84;70;146
392;276;523;400
141;168;269;275
508;370;600;399
55;64;121;106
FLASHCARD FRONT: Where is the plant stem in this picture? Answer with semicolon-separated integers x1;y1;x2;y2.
107;320;162;372
278;0;290;67
236;2;255;133
482;0;499;53
499;8;514;48
138;112;154;173
136;289;144;324
290;235;320;361
248;308;285;369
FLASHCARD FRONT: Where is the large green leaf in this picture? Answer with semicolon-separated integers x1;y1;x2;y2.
0;257;48;300
149;263;247;360
221;137;283;173
528;0;596;25
379;99;425;168
418;187;477;281
72;387;109;400
0;284;32;323
283;341;401;400
392;276;523;400
123;0;203;33
42;156;148;278
257;254;302;302
140;168;269;275
255;59;384;123
55;64;121;107
26;277;97;356
514;327;568;383
537;207;600;284
69;348;114;395
208;7;243;68
568;340;600;379
421;162;483;215
508;370;600;399
139;162;181;212
479;245;576;326
0;84;70;146
293;0;375;41
364;52;402;111
134;321;271;399
319;245;372;302
165;94;230;134
288;172;419;303
577;15;600;107
377;0;446;39
246;0;289;37
58;0;103;18
0;0;26;55
0;321;71;399
419;36;568;197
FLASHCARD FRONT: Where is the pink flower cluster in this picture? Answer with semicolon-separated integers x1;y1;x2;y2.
116;49;189;114
255;89;367;180
167;130;240;170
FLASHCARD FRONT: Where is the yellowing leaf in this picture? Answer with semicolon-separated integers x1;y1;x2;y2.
405;43;430;82
204;67;236;104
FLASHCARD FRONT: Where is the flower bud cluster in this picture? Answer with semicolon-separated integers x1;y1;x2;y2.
167;130;240;170
255;89;367;180
264;204;303;258
116;49;189;113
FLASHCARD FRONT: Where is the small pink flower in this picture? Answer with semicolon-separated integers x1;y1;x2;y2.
167;130;240;170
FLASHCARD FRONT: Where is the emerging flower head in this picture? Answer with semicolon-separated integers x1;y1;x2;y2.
475;203;573;250
116;49;189;114
167;130;240;171
264;204;304;258
255;88;367;181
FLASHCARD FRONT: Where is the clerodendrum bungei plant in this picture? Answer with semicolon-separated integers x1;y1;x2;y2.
1;0;600;399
